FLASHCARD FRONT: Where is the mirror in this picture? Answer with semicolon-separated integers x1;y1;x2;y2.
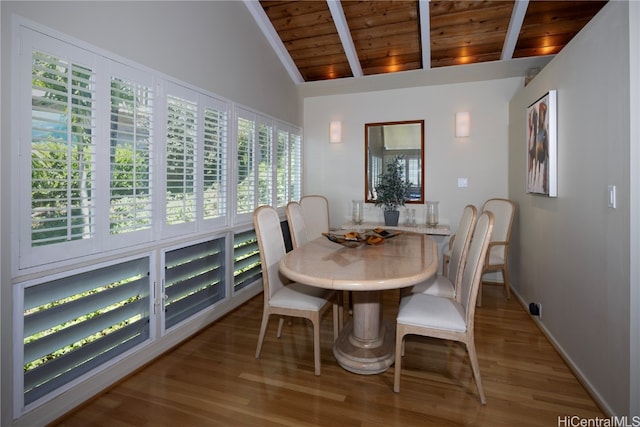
365;120;424;204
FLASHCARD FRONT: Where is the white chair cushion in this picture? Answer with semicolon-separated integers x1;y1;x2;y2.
397;293;466;332
410;275;455;298
270;282;333;311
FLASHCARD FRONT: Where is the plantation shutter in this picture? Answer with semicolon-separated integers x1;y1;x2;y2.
257;120;274;207
276;129;290;208
109;74;153;235
165;93;197;226
31;50;96;247
202;99;228;223
274;124;302;207
289;130;302;202
235;109;256;216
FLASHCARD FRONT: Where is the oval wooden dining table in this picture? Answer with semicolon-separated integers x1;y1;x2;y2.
279;232;438;375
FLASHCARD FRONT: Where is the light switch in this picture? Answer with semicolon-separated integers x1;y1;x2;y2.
608;185;616;208
457;178;468;188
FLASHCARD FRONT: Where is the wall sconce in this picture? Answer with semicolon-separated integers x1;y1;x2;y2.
329;120;342;144
455;112;470;138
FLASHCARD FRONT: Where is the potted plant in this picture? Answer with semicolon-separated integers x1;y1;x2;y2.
374;156;412;226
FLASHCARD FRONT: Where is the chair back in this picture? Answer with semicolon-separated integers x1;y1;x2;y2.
299;195;330;240
481;198;515;264
253;206;287;300
448;205;477;299
459;211;494;323
286;201;308;249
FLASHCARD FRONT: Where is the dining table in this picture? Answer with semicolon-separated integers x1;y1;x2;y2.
279;231;438;374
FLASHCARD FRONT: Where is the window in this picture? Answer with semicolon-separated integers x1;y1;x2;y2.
13;19;301;416
30;50;96;247
235;110;302;219
276;126;302;207
258;122;273;207
233;228;261;293
20;257;151;407
235;113;256;216
163;237;226;330
109;74;153;236
202;102;228;223
165;92;197;226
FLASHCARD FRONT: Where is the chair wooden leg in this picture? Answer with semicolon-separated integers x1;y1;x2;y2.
476;281;483;307
502;266;511;299
332;303;339;340
276;316;285;338
442;253;450;277
466;339;486;404
312;313;321;375
255;311;270;358
393;328;404;392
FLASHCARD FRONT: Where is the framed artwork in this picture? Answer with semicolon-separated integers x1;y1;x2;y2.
526;90;557;197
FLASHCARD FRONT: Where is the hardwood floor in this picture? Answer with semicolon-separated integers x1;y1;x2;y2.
53;284;604;426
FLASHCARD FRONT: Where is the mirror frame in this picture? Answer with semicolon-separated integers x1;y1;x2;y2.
365;119;425;204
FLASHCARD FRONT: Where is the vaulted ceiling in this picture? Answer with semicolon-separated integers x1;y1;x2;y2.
245;0;607;83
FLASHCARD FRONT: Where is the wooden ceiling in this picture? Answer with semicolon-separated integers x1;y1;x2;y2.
247;0;607;83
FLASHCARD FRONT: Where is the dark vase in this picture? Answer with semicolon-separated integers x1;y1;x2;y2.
383;210;400;226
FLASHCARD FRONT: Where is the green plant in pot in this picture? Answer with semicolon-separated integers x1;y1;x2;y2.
374;156;412;226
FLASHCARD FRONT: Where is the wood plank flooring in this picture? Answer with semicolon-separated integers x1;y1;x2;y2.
52;285;604;426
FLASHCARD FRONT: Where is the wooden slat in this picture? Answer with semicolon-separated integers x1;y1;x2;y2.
343;0;422;75
260;0;350;82
52;285;605;426
514;1;607;58
430;1;514;68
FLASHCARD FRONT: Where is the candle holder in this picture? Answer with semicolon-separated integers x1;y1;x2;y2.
405;208;416;227
425;201;439;227
352;200;364;224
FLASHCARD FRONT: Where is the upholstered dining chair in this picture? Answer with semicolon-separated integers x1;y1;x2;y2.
299;195;330;240
407;205;477;302
286;201;308;249
441;205;476;278
287;200;345;325
253;205;339;376
394;211;494;404
478;198;515;306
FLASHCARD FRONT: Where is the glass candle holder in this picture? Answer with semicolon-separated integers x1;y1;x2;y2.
352;200;364;224
405;208;416;227
425;201;439;227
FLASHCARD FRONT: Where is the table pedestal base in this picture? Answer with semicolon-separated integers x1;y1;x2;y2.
332;290;395;374
333;319;395;374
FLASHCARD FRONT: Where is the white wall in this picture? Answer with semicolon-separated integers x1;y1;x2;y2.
1;2;300;425
1;1;300;124
629;1;640;417
303;77;521;254
508;1;636;416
